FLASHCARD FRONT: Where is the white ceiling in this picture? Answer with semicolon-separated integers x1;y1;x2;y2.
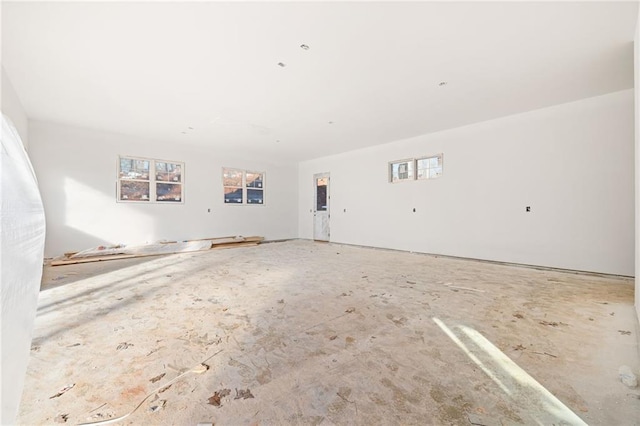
2;1;637;162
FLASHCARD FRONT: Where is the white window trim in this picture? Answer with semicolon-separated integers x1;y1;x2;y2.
388;158;415;183
416;153;444;180
222;168;265;206
389;154;444;183
117;156;185;203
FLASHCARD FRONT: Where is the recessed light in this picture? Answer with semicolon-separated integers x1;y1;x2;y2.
300;44;309;50
181;131;187;134
276;140;281;143
188;126;194;130
438;81;448;86
328;121;334;124
277;62;286;67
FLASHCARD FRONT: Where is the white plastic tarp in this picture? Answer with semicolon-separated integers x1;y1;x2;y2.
1;114;46;424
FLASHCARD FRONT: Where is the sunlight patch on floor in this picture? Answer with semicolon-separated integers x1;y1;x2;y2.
433;317;587;426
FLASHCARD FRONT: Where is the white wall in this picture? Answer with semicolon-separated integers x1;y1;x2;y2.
635;7;639;321
1;66;28;149
299;90;635;276
29;121;298;257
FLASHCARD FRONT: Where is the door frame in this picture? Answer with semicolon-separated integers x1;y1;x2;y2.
313;172;330;241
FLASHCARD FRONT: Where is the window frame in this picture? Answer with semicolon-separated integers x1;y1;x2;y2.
222;167;244;204
117;156;185;203
415;153;444;180
388;158;415;183
222;168;265;206
245;170;265;205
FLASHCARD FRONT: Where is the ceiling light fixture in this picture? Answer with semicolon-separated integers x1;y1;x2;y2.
277;62;286;67
328;121;334;124
300;44;309;50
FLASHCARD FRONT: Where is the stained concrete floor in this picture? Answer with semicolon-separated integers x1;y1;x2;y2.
18;240;640;425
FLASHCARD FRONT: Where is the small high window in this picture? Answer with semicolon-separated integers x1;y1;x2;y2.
389;159;414;183
416;154;443;180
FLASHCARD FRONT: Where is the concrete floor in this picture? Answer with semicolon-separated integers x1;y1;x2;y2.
18;240;640;425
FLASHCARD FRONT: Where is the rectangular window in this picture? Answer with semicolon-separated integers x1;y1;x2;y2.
118;156;184;203
223;168;244;204
389;159;414;183
246;172;264;204
416;154;443;180
316;177;328;211
223;168;265;205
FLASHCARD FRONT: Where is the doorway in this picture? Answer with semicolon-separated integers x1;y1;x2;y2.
313;173;330;241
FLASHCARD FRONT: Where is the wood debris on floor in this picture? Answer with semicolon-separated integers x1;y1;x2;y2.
50;235;264;266
49;384;75;399
234;388;254;400
53;413;69;423
207;389;231;407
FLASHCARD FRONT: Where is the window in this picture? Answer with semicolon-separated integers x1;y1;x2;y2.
416;154;443;180
389;159;414;183
316;177;328;211
118;156;184;203
389;154;444;183
223;168;264;205
245;171;264;204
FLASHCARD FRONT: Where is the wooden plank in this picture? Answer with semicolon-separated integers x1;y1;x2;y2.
51;253;164;266
209;237;247;246
186;236;239;242
65;236;262;259
70;240;214;259
52;246;215;266
208;236;264;246
211;241;259;250
206;235;264;242
242;236;265;242
51;237;263;266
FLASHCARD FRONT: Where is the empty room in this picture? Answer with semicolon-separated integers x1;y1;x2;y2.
2;1;640;425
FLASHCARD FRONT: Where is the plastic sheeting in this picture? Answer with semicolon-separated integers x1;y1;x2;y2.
70;240;217;259
1;114;46;424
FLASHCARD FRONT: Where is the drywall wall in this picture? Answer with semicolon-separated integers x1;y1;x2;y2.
28;121;298;257
0;117;46;424
635;8;639;322
299;90;635;276
1;66;28;149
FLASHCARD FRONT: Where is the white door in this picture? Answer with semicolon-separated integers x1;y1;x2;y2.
313;173;330;241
